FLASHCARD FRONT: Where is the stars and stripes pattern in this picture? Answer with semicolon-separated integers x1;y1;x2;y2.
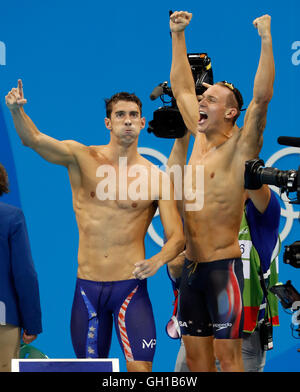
227;261;243;339
80;287;99;358
118;286;138;362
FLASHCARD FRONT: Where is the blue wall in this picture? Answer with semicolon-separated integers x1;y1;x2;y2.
0;0;299;372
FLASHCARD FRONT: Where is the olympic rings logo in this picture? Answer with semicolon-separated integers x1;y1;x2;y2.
265;147;300;242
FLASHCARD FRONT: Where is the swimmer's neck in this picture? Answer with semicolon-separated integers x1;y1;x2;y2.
197;125;235;150
107;137;139;164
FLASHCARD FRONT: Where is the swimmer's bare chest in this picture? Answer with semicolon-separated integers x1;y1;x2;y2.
183;137;245;261
70;146;158;231
67;146;159;280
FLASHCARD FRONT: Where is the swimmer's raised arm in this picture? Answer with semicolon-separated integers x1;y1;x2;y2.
239;15;275;157
170;11;199;136
6;79;78;167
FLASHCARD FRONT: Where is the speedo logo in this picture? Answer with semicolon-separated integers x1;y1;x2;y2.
213;322;232;331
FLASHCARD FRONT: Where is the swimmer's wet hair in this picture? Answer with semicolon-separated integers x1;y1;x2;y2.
0;163;9;196
105;92;142;118
217;81;244;124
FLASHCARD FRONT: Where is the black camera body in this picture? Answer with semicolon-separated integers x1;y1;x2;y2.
269;280;300;309
148;53;213;139
147;106;186;139
283;241;300;268
188;53;213;96
244;158;300;205
269;280;300;342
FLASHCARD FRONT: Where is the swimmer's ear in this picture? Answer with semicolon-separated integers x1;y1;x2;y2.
224;107;238;121
140;117;146;129
104;117;112;130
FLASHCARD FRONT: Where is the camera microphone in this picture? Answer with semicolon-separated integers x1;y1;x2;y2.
277;136;300;148
150;82;168;101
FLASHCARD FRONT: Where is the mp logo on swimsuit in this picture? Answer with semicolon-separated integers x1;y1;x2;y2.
142;338;156;349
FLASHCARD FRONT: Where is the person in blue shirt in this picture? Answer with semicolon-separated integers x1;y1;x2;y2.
0;163;42;372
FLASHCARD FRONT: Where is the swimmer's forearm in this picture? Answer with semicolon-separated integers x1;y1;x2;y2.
10;106;41;147
170;32;199;135
132;234;184;279
253;33;274;104
170;32;194;98
150;234;185;267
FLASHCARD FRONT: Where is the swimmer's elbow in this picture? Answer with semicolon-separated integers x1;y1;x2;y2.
21;138;30;147
20;133;40;148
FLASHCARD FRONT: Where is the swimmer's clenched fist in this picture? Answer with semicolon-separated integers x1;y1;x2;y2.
133;258;162;280
169;11;192;33
253;14;271;37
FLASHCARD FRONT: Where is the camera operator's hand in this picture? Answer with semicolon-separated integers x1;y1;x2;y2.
170;11;192;33
253;15;271;39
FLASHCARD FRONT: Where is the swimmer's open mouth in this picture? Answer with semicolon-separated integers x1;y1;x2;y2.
199;111;208;124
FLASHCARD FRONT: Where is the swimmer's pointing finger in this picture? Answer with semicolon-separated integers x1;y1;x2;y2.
18;79;23;97
17;79;27;106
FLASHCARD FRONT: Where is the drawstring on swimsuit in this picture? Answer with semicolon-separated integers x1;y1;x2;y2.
187;261;198;276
